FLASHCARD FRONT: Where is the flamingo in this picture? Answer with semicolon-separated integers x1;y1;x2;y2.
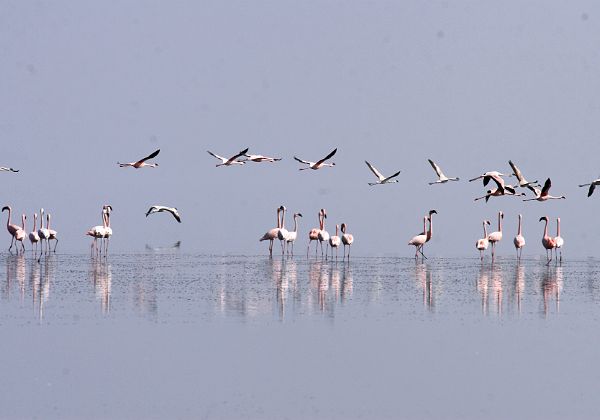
86;208;107;256
307;210;324;257
341;223;354;259
118;149;160;168
474;176;524;202
285;213;302;256
427;159;459;184
422;210;438;255
364;161;401;185
317;209;330;257
476;220;491;261
554;217;564;263
513;214;525;260
524;178;566;202
488;211;504;259
15;214;27;253
29;213;40;253
329;224;341;259
243;153;282;163
408;217;428;259
469;171;509;189
207;148;249;167
277;206;289;255
37;208;50;256
539;216;556;263
102;205;113;255
146;206;181;223
259;206;283;257
2;206;24;252
0;167;18;172
508;160;539;188
294;148;337;170
579;178;600;197
47;214;58;252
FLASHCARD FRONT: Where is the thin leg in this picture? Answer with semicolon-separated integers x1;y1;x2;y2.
53;238;58;252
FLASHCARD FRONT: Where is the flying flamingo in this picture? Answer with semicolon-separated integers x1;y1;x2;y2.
508;160;539;188
408;217;428;260
15;214;27;253
0;167;19;172
317;209;330;257
469;171;509;189
260;206;283;257
37;208;50;257
243;153;282;163
579;178;600;197
307;210;324;257
294;148;337;171
474;177;524;202
207;148;249;167
29;213;40;253
285;213;302;256
539;216;556;263
476;220;491;261
47;214;58;252
524;178;566;202
554;217;564;263
277;206;289;255
341;223;354;259
364;161;401;185
146;206;181;223
2;206;23;252
488;211;504;259
427;159;459;184
329;224;341;259
513;214;525;260
117;149;160;168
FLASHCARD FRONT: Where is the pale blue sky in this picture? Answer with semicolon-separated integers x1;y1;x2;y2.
1;1;599;255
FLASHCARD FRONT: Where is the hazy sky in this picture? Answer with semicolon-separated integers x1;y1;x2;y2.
2;1;600;256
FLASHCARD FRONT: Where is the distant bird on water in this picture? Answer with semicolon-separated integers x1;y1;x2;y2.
554;217;564;263
364;161;401;185
579;178;600;197
146;206;182;223
243;153;282;163
427;159;459;184
307;209;324;257
0;167;18;172
476;220;491;261
118;149;160;168
513;214;525;260
207;148;249;167
294;148;337;170
523;178;566;202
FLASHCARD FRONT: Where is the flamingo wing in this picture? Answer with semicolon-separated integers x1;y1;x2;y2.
365;161;385;181
381;170;402;183
294;156;312;165
207;150;226;162
227;148;249;164
168;208;182;223
541;178;551;196
315;148;337;166
137;149;160;164
428;159;443;178
589;183;596;197
508;160;525;182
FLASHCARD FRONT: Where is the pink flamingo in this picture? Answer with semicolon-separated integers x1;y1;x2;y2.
317;209;330;257
524;178;566;202
102;205;113;255
329;224;341;259
476;220;491;261
307;209;324;256
37;208;50;256
29;213;40;253
86;207;107;256
259;206;283;257
488;211;503;259
15;214;27;253
294;148;337;170
277;206;289;255
408;217;428;260
422;210;437;256
513;214;525;260
341;223;354;259
539;216;556;263
118;149;160;168
2;206;23;252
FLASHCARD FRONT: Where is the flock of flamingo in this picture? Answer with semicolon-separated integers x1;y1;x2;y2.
1;146;595;262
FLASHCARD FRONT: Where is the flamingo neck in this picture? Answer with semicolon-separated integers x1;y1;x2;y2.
46;215;51;230
293;216;298;233
557;219;561;237
483;222;488;238
280;208;286;230
5;207;11;228
543;219;549;238
517;215;522;235
335;224;339;236
423;217;427;234
276;209;281;229
427;214;434;240
498;213;502;232
21;214;25;230
33;214;37;231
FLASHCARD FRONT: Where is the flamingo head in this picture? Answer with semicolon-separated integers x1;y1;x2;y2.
1;206;9;212
539;216;548;222
485;220;491;225
295;213;303;218
340;223;346;233
429;209;437;216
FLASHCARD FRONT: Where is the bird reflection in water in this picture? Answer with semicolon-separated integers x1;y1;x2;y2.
476;265;489;315
90;259;112;314
340;262;353;303
414;263;434;311
513;263;525;315
4;254;26;303
32;255;53;322
490;263;503;315
542;265;563;317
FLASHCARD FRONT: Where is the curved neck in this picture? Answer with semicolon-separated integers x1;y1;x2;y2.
5;207;11;228
293;216;298;232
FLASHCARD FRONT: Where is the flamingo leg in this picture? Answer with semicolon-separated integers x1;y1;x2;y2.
53;238;58;252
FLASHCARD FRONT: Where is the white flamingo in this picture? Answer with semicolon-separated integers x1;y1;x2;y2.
524;178;566;202
86;208;107;256
15;214;27;253
118;149;160;168
427;159;459;184
539;216;556;263
146;205;181;223
285;213;302;256
508;160;539;188
259;206;282;257
0;167;18;172
307;210;323;257
277;206;289;255
408;217;428;260
207;148;249;167
329;224;341;259
29;213;40;253
365;161;401;185
579;178;600;197
488;211;504;259
101;205;113;255
341;223;354;259
37;208;50;257
476;220;491;261
422;210;437;255
317;209;330;257
554;217;564;263
243;153;282;163
513;214;525;260
294;148;337;171
469;171;509;189
47;214;58;252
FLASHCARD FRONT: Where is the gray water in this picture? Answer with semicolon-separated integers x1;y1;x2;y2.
1;252;599;419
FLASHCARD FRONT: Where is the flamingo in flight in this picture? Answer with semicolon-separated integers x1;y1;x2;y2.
207;148;249;167
341;223;354;259
488;211;503;260
579;178;600;197
0;167;18;172
365;161;401;185
427;159;459;184
146;206;182;223
469;171;509;189
243;153;282;163
513;214;525;261
474;176;524;202
294;148;337;170
118;149;160;168
508;160;539;188
476;220;491;261
523;178;566;202
539;216;556;264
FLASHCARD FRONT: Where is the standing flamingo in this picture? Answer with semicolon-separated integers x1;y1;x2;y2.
329;224;341;259
341;223;354;259
422;210;438;256
554;217;564;263
488;211;504;260
513;214;525;261
277;206;289;255
318;209;330;257
2;206;23;252
307;210;323;257
539;216;556;263
476;220;491;261
260;206;283;257
37;208;50;257
47;214;58;252
86;208;107;256
15;214;27;253
29;213;40;253
408;217;428;260
102;205;113;255
285;213;302;256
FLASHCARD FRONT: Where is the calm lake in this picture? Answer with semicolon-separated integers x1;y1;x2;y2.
1;252;598;419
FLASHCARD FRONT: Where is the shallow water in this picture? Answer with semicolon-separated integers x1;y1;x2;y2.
1;252;599;419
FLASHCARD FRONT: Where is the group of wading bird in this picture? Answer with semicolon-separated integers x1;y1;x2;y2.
3;147;600;260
